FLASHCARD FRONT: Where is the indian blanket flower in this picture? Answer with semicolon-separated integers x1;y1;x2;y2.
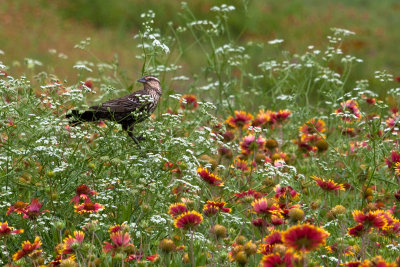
235;189;263;201
13;236;42;261
335;99;362;122
168;202;188;218
70;184;97;205
232;157;251;172
180;94;198;110
311;176;345;192
174;211;203;229
385;113;400;129
274;184;299;200
226;110;254;129
253;109;274;128
386;151;400;169
203;200;231;216
348;224;368;237
62;231;85;254
23;198;49;219
282;224;329;252
251;198;282;217
197;167;224;187
74;201;104;214
109;223;129;233
359;256;396;267
0;221;24;238
240;134;266;155
103;231;133;255
381;218;400;237
395;162;400;176
352;210;388;229
342;261;362;267
6;200;29;216
299;118;326;135
272;110;292;124
260;252;297;267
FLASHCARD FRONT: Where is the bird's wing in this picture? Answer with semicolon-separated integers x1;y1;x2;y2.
90;91;153;113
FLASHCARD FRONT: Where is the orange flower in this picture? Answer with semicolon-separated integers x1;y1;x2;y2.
360;256;396;267
272;110;291;123
74;201;104;214
197;168;224;187
347;224;368;237
13;236;42;261
0;221;24;237
180;94;198;110
62;231;85;254
168;203;188;218
282;224;329;252
108;224;129;233
226;110;254;129
260;252;298;267
232;157;250;172
352;210;388;229
299;118;326;135
253;110;274;127
174;211;203;229
342;262;361;267
311;176;345;192
395;162;400;176
6;200;29;216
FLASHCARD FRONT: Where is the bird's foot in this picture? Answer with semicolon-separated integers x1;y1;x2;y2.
136;134;146;141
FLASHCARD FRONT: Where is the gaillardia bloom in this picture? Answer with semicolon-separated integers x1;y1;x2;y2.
240;135;266;155
272;110;292;124
103;231;133;256
13;236;42;261
253;109;274;128
197;168;224;187
23;198;50;219
109;224;129;233
352;210;388;229
251;198;282;216
70;184;97;205
335;99;362;122
311;176;345;192
180;94;198;110
203;200;231;216
260;252;298;267
282;224;329;252
385;150;400;169
174;211;203;229
74;201;104;214
62;231;85;254
299;118;326;135
6;200;29;216
226;110;254;129
168;202;188;218
0;221;24;237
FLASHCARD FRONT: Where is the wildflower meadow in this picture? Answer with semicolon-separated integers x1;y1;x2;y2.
2;2;400;267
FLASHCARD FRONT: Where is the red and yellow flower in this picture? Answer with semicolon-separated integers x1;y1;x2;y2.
282;224;329;252
240;135;266;155
299;118;326;135
203;200;231;216
0;221;24;237
253;110;274;128
13;236;42;261
103;231;134;256
23;198;50;220
226;110;254;129
260;252;298;267
174;211;203;229
335;99;362;122
311;176;345;192
180;94;198;110
251;198;282;217
6;200;29;216
352;210;388;229
197;168;224;187
62;231;85;254
70;184;97;205
74;201;104;214
168;202;188;218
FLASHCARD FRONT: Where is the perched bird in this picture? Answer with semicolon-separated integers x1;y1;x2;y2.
66;75;162;147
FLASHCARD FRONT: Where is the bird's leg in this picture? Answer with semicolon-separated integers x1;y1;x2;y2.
136;134;146;141
123;125;142;149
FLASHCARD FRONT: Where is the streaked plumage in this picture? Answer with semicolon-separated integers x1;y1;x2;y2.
66;75;162;147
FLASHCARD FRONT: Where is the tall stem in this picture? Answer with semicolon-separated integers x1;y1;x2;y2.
190;229;195;267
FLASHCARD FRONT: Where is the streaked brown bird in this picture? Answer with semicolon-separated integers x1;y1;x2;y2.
66;75;162;147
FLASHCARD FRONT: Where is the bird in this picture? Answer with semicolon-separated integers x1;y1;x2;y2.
66;75;162;147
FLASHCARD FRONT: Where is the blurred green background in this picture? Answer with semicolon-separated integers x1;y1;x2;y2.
1;0;399;84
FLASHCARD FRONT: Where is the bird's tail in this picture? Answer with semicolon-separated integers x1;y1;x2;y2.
66;110;101;125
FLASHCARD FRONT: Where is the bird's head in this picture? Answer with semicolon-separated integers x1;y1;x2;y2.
138;75;162;95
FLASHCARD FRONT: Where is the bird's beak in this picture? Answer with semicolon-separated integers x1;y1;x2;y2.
137;77;147;83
